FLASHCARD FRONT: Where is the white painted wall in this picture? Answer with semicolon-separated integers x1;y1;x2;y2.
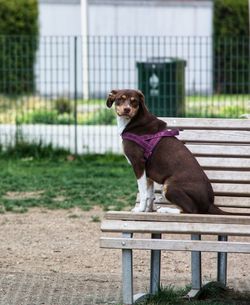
37;0;213;96
39;3;81;36
89;3;213;37
88;1;213;95
37;2;82;97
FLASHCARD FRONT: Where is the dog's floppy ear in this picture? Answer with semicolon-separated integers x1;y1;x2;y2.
136;89;149;113
136;89;145;104
106;89;118;108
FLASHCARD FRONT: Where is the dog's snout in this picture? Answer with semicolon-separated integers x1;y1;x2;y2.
123;107;131;113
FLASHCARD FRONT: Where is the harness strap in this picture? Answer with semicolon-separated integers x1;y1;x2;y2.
122;129;179;160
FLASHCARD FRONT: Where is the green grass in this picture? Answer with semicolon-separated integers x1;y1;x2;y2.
136;283;250;305
0;154;137;213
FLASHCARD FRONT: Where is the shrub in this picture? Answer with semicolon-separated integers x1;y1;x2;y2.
55;97;72;114
17;110;75;125
85;109;116;125
1;139;70;159
0;0;39;95
213;0;250;94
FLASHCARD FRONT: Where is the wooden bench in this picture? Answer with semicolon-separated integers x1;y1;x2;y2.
100;118;250;304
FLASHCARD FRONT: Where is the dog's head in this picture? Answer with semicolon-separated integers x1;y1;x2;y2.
106;89;145;119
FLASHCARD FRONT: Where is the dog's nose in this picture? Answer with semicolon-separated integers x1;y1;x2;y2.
124;107;131;113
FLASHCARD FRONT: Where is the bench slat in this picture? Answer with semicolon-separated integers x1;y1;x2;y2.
197;157;250;170
101;220;250;235
177;130;250;144
154;183;250;196
212;183;250;196
205;171;250;183
187;144;250;157
100;237;250;253
153;195;250;208
104;211;250;224
161;118;250;130
214;196;250;207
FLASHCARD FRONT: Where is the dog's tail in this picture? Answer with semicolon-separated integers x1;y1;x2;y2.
208;205;230;215
208;204;250;216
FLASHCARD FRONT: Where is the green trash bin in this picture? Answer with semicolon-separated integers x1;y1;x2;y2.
137;57;186;117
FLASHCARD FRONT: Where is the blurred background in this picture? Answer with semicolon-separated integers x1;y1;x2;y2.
0;0;249;155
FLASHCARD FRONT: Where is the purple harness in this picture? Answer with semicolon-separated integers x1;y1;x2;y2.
122;129;179;160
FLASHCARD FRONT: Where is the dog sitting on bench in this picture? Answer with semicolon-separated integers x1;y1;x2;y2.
106;88;224;214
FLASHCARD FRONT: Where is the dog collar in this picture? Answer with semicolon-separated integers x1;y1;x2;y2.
122;129;179;161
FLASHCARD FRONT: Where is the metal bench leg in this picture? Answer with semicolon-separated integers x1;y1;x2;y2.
217;235;228;286
150;233;161;294
122;233;133;305
187;234;202;299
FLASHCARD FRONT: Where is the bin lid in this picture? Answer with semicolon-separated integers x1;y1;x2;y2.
146;57;186;63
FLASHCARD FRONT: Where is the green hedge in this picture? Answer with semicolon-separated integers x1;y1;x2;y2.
213;0;250;94
0;0;39;95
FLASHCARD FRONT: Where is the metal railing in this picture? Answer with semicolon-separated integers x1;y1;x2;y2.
0;36;249;154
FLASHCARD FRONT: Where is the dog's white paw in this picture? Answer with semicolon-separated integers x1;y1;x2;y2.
156;207;181;214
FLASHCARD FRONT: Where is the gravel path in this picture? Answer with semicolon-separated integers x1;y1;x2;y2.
0;208;249;305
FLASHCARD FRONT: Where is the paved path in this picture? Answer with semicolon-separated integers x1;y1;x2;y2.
0;272;123;305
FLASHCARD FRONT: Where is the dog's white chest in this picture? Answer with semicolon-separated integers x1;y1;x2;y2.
116;116;131;164
117;116;130;134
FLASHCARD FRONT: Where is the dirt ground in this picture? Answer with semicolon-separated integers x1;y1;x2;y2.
0;207;250;305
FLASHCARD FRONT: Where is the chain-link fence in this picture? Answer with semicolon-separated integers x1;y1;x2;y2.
0;36;249;154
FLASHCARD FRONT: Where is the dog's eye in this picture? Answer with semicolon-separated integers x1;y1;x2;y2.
115;99;122;106
130;100;139;108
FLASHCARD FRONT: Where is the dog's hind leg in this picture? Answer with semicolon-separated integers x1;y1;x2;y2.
162;183;199;214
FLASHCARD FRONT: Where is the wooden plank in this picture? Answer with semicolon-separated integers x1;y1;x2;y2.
214;197;250;208
221;207;250;214
186;144;250;157
177;130;250;144
154;182;250;195
100;237;250;253
212;183;250;196
205;171;250;183
160;118;250;130
152;195;250;208
196;157;250;170
188;183;249;196
101;220;250;235
104;211;250;225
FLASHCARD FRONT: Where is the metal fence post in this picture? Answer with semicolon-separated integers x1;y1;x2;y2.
74;36;78;155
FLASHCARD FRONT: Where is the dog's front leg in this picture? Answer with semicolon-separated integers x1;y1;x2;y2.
146;178;155;212
132;171;148;212
123;144;153;212
132;172;154;212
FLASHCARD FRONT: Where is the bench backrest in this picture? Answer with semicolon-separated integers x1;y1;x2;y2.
156;118;250;214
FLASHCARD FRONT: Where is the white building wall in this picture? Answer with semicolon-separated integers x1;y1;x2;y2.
37;1;82;97
39;3;81;36
89;2;212;37
88;1;213;95
37;0;213;97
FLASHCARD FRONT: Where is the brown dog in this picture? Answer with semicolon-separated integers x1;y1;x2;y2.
107;89;224;214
